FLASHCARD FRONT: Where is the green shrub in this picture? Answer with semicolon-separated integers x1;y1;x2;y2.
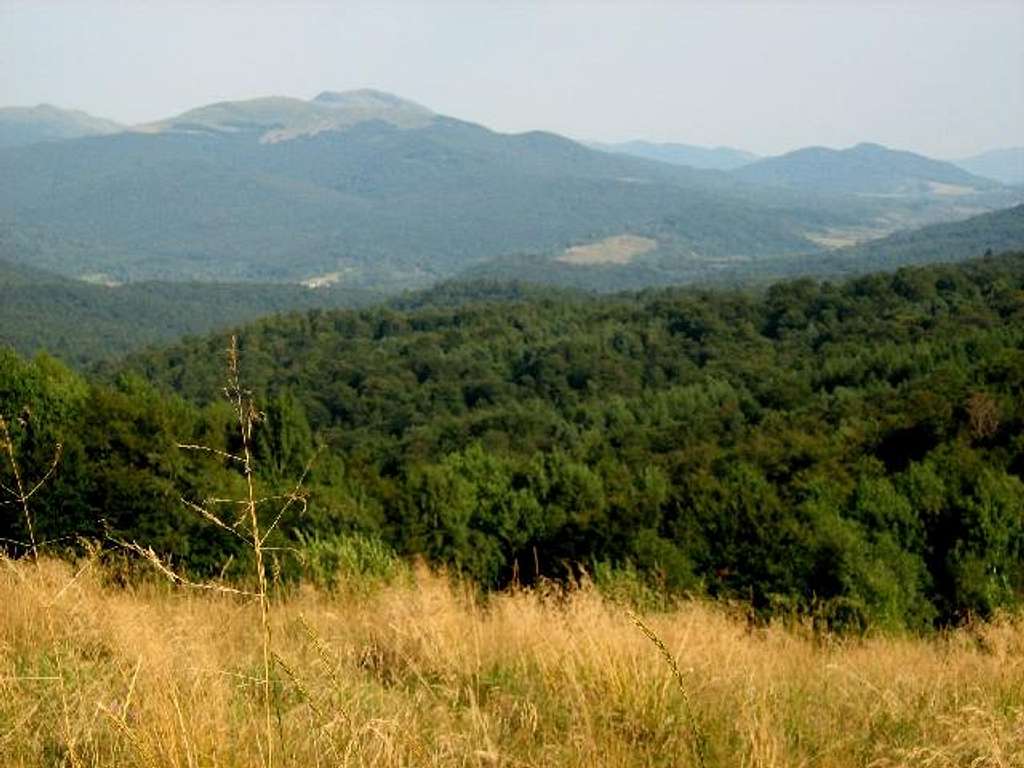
293;530;408;591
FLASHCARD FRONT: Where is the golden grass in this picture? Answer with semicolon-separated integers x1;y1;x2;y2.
2;557;1022;767
558;235;658;265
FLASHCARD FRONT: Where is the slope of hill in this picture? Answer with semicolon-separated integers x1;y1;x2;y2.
0;259;379;366
590;140;758;170
0;104;123;148
807;203;1024;275
458;204;1024;290
0;91;893;285
953;147;1024;186
733;142;1000;196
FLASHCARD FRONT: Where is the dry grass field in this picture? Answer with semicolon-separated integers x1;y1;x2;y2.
1;557;1022;768
557;235;658;265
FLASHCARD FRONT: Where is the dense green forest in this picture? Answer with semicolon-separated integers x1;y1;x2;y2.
4;206;1022;367
2;253;1023;630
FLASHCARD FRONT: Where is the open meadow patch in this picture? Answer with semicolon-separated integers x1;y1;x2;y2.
1;557;1022;767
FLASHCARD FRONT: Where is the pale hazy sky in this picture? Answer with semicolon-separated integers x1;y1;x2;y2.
1;1;1021;158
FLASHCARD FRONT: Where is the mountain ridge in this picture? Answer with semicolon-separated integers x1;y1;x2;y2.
0;90;1019;288
732;142;998;196
0;92;873;284
0;104;124;148
137;89;436;142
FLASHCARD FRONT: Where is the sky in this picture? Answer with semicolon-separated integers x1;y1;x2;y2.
0;1;1021;159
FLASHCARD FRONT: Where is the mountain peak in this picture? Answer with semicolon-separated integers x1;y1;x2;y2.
0;104;123;148
852;142;889;152
142;89;434;142
312;89;431;114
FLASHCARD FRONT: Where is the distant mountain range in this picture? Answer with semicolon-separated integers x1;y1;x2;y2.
731;142;999;196
0;91;1020;290
953;148;1024;187
0;90;885;285
589;139;1024;191
589;140;758;170
0;104;123;148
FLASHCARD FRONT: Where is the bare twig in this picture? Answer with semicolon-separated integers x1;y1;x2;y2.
176;443;246;464
113;538;258;598
0;412;62;563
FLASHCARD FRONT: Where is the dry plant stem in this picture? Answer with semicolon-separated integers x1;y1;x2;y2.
226;335;275;768
628;609;708;768
132;336;312;767
0;414;60;564
0;415;35;561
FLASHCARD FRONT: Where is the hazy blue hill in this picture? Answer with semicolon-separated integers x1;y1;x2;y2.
2;93;1016;290
0;258;379;366
953;148;1024;186
591;140;758;170
732;142;999;195
0;92;870;284
145;88;435;139
0;104;123;148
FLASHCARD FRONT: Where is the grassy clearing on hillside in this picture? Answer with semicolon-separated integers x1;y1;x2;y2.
557;234;658;265
1;557;1022;767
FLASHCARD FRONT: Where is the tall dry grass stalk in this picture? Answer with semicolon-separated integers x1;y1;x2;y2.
225;335;275;768
2;557;1022;767
120;336;310;768
628;609;707;768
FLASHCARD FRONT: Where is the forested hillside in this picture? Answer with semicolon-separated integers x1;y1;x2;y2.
4;206;1022;365
3;253;1023;630
0;258;380;365
459;204;1024;290
808;203;1024;275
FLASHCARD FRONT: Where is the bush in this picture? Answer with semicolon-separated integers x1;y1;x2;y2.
294;530;408;591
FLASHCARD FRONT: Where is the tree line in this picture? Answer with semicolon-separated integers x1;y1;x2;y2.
3;252;1023;630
